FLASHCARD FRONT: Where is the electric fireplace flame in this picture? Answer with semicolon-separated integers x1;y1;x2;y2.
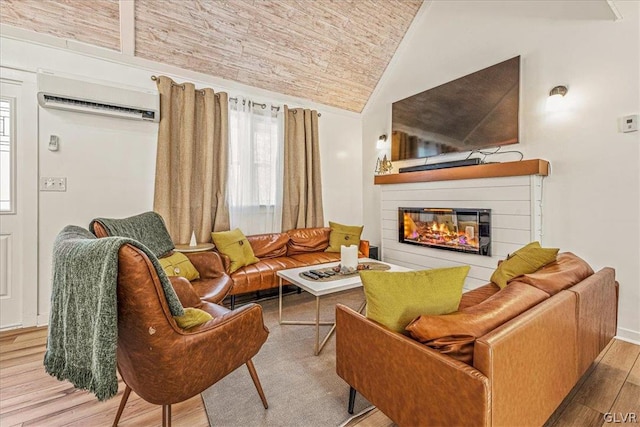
399;208;491;256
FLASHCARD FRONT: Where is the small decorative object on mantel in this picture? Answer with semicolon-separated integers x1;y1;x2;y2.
375;154;393;175
340;245;359;274
189;230;197;247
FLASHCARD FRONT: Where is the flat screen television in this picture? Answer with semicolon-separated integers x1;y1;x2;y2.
391;56;520;161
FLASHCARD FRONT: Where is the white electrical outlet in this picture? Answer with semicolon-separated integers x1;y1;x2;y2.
40;177;67;192
622;114;638;133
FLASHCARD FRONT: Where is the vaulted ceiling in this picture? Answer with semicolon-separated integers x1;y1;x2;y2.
1;0;423;112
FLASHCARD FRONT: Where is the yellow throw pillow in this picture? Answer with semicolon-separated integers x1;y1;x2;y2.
490;241;559;289
361;266;469;333
211;228;260;274
173;307;213;329
159;252;200;281
325;221;364;253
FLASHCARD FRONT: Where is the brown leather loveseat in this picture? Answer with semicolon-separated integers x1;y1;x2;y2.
215;227;369;308
336;253;618;426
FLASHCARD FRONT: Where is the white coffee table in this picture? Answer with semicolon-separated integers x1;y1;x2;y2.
277;258;411;355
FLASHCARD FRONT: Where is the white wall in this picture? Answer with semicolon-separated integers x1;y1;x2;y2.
0;36;362;324
362;1;640;342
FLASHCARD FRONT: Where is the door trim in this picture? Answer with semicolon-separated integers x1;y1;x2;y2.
0;67;38;329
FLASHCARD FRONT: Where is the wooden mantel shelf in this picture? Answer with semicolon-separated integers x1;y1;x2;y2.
374;159;549;185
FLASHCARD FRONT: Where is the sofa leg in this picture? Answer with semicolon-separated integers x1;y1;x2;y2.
348;386;356;414
230;295;236;310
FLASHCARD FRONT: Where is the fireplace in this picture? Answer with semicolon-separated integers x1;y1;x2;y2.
399;207;491;256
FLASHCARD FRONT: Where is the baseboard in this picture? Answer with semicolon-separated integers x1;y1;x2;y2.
615;327;640;345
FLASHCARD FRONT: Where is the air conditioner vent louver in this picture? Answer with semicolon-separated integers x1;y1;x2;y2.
37;71;159;122
42;95;157;120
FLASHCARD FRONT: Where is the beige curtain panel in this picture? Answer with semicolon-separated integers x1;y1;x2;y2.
282;106;324;231
153;76;230;244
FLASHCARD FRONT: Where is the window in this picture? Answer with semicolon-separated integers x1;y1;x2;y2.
228;99;284;234
0;98;14;213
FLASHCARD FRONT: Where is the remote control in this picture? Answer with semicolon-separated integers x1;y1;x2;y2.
309;270;328;278
302;271;320;280
324;270;336;276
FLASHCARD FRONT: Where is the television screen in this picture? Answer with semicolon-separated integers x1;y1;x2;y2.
391;56;520;161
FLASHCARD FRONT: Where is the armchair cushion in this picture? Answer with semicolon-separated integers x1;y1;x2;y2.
361;266;469;333
325;222;363;253
159;252;200;281
490;241;559;289
211;229;260;274
173;307;213;329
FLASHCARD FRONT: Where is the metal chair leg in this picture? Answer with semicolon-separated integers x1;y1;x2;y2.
246;359;268;409
230;295;236;310
348;386;357;414
112;385;132;426
162;404;171;427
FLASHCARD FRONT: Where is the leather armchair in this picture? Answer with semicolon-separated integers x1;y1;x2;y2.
112;243;269;426
92;221;232;304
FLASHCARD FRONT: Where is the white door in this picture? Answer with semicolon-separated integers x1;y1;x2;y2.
0;68;38;330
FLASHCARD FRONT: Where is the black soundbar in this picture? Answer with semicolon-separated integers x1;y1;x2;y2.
398;158;482;173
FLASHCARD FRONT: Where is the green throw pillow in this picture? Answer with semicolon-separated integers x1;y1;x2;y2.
325;221;363;253
211;228;260;274
490;241;559;289
361;266;470;333
159;252;200;281
173;307;213;329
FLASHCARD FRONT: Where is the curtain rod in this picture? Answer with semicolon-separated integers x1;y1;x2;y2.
151;75;321;116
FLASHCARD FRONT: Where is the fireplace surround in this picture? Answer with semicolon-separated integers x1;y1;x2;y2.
399;207;491;256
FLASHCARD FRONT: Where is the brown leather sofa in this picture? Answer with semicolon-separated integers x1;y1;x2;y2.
336;253;618;427
215;227;370;308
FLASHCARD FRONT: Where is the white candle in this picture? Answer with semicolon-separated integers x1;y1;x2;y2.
341;245;358;271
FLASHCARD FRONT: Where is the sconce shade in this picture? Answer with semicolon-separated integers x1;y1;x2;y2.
549;86;568;97
376;134;388;150
547;85;568;112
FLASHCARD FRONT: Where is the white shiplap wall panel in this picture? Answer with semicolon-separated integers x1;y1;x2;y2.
380;175;545;290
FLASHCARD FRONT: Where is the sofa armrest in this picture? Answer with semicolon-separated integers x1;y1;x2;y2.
184;251;227;277
358;240;369;258
567;267;617;375
167;276;202;307
336;304;490;427
474;290;579;427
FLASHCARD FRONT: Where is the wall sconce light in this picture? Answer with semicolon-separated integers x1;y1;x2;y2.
375;154;393;175
376;134;388;150
547;85;568;112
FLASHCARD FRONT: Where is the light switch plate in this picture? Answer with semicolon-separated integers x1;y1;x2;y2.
40;177;67;192
622;114;638;133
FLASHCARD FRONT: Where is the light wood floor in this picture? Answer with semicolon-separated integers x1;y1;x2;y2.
1;327;638;426
0;327;208;426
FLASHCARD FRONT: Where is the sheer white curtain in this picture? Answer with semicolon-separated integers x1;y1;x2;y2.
228;97;284;235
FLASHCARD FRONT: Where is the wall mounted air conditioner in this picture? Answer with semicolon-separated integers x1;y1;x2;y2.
37;71;159;122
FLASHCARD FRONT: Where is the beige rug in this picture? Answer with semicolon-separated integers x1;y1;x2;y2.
201;289;373;426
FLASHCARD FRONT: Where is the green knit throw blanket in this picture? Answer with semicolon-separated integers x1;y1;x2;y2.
89;211;175;258
44;225;184;401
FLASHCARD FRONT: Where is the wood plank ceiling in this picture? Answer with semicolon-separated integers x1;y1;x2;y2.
0;0;423;112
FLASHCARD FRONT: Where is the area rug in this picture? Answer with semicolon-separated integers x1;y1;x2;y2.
201;288;372;426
